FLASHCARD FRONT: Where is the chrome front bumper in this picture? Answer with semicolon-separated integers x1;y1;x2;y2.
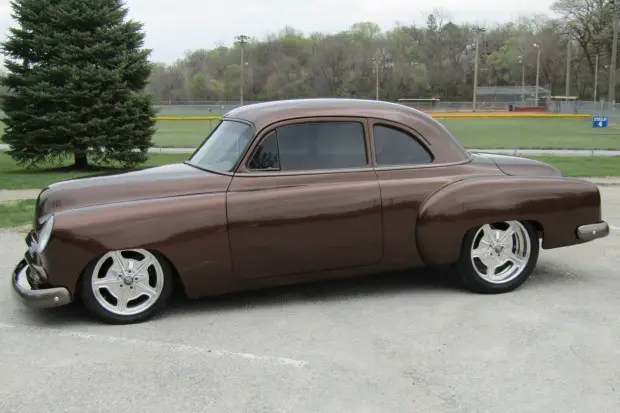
12;259;71;308
576;221;610;243
11;230;72;309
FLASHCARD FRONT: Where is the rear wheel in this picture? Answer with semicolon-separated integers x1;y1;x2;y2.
80;249;173;324
456;220;539;294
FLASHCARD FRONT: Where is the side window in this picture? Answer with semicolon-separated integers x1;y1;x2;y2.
276;122;367;171
248;132;279;170
373;124;433;166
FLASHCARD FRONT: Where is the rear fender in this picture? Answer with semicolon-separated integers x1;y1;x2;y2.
416;176;602;265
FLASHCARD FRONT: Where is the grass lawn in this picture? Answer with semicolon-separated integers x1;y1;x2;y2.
2;117;618;150
440;118;620;150
153;119;217;148
0;154;618;228
0;199;36;228
530;156;620;177
0;152;189;190
149;117;620;150
0;150;619;193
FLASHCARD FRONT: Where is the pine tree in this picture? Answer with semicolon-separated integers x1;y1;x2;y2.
0;0;156;169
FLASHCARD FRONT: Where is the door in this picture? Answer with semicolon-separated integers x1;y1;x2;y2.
369;119;454;268
226;118;383;280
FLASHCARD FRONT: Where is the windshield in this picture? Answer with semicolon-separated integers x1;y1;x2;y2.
187;120;255;172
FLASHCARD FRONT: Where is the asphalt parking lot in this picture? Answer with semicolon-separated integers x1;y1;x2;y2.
1;187;619;413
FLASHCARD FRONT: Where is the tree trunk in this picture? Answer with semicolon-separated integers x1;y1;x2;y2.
74;151;89;169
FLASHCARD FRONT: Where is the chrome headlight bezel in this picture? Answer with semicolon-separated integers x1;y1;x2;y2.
36;214;55;253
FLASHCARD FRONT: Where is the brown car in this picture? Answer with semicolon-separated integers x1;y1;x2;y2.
11;98;609;324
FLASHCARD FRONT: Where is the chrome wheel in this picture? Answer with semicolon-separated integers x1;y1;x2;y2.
470;221;532;284
90;249;165;316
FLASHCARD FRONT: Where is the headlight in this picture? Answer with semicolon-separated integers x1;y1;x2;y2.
37;215;55;253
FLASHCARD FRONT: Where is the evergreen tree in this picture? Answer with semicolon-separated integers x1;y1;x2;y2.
0;0;156;169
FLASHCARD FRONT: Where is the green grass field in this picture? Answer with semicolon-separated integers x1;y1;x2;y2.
440;118;620;150
0;199;36;228
0;151;619;192
0;155;619;228
153;120;219;147
149;117;620;150
531;156;620;177
0;152;188;189
2;116;618;150
0;150;619;228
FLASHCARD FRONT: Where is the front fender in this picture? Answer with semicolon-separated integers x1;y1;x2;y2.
416;176;602;265
40;193;233;298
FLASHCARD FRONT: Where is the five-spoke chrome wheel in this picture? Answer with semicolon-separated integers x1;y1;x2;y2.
80;249;173;324
470;221;531;284
456;220;539;294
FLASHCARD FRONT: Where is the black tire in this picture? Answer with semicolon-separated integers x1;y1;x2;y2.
79;249;174;324
455;220;539;294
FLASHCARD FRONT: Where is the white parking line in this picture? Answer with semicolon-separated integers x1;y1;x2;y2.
0;323;309;368
611;226;620;231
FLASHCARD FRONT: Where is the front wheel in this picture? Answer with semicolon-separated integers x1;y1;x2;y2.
80;249;174;324
455;220;539;294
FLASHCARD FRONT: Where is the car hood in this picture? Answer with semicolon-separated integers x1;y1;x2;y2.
35;163;232;223
472;152;563;177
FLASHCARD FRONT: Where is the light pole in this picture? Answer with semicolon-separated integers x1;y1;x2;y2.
372;56;380;100
594;53;599;102
533;43;541;106
234;34;249;106
608;0;618;104
472;27;485;112
565;26;572;98
518;55;525;104
372;49;393;100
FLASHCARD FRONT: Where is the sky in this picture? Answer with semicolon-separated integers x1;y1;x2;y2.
0;0;559;64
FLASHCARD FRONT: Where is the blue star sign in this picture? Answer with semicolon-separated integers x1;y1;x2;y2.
592;116;608;128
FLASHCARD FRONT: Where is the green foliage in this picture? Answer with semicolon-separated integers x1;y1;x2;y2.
143;5;618;103
0;199;36;229
0;0;156;169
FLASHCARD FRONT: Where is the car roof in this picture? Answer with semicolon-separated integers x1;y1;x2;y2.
224;98;436;126
223;98;471;164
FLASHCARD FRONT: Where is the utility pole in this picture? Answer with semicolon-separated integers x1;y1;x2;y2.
372;56;380;100
521;58;526;103
235;34;249;106
566;26;572;98
472;27;485;112
372;49;392;100
594;53;599;102
533;43;541;106
518;55;525;104
376;65;379;100
609;0;618;104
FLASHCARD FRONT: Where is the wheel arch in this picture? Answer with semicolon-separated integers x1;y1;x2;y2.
415;175;601;266
73;248;187;301
40;193;233;298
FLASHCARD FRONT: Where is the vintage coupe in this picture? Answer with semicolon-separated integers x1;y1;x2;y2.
12;98;609;324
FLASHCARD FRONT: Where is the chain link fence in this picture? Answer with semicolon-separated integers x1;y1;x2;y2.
153;100;509;115
547;100;620;125
1;97;616;120
153;99;619;117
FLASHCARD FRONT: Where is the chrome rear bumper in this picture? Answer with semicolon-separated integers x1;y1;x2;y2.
576;221;610;243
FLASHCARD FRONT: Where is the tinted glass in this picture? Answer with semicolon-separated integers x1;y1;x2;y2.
275;122;367;171
188;120;254;172
373;125;432;165
248;132;280;170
